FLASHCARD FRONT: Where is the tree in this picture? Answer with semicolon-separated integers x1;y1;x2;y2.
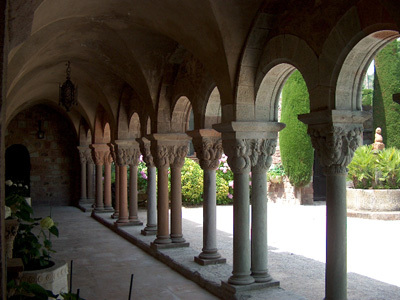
279;70;314;187
373;40;400;148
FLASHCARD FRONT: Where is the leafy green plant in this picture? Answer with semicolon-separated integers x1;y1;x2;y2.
267;163;286;183
348;145;400;189
181;158;204;206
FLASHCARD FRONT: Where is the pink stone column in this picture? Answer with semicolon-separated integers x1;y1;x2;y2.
103;153;114;212
91;144;109;212
116;165;129;224
112;165;120;219
154;165;171;244
77;147;87;202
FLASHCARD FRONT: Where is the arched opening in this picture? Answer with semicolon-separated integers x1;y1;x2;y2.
204;87;221;129
5;144;31;196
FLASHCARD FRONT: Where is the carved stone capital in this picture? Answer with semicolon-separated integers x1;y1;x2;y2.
249;139;277;172
149;133;191;169
114;140;140;166
308;124;363;175
138;137;155;167
188;129;223;171
77;146;88;164
90;144;110;166
222;139;252;174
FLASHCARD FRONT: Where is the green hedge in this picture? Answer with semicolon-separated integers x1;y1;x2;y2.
279;70;314;187
373;40;400;148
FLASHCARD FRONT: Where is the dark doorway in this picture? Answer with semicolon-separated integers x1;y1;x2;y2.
313;155;326;201
6;144;31;194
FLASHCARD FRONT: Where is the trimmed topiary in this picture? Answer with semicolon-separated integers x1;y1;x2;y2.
279;70;314;187
373;40;400;148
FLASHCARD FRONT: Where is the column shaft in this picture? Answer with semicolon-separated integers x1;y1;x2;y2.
251;170;272;282
95;165;104;210
104;163;112;210
154;167;171;244
199;169;220;259
112;165;120;218
325;172;347;300
170;167;185;243
229;171;254;285
117;165;129;223
80;162;87;200
143;166;157;232
87;163;95;200
129;164;141;224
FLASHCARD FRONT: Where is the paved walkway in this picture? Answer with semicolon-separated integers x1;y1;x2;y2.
34;203;400;300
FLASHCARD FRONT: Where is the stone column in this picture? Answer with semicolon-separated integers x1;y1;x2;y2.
114;141;137;226
214;121;285;286
85;149;95;207
139;137;157;235
128;144;142;225
188;129;226;265
77;146;88;204
250;139;277;283
170;144;188;244
91;144;110;212
110;144;120;219
149;133;191;247
299;110;367;300
103;151;114;212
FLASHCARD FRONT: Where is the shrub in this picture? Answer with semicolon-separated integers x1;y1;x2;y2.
348;145;400;189
280;70;314;187
181;158;204;206
373;40;400;148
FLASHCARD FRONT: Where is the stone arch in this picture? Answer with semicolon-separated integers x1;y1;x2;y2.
171;96;192;133
79;118;92;146
320;3;399;110
93;105;112;143
5;144;31;192
204;86;222;129
128;112;141;139
254;35;318;121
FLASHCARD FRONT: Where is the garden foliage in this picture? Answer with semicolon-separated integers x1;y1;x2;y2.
279;70;314;187
348;145;400;189
373;39;400;148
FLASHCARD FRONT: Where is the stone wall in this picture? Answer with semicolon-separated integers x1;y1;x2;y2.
268;178;314;205
5;105;79;206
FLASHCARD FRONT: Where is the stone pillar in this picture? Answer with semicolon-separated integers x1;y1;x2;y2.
149;133;191;248
91;144;110;212
87;158;95;203
188;129;226;265
299;110;368;300
170;144;188;244
114;140;138;226
139;137;157;235
103;151;114;212
128;144;142;225
77;146;88;203
213;121;285;286
250;139;277;283
110;144;119;219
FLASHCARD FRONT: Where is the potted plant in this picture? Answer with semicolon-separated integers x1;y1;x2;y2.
267;163;286;184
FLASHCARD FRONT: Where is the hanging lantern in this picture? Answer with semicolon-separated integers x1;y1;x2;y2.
59;61;78;111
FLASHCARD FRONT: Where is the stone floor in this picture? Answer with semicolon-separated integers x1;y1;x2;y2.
33;203;400;300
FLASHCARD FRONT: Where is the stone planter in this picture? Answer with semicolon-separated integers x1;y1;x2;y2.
21;260;69;295
347;188;400;211
5;219;19;259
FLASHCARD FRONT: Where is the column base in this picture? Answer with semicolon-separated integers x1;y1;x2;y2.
114;218;130;227
103;206;114;212
228;274;255;286
221;279;279;295
111;212;119;219
171;234;186;243
150;241;189;250
141;227;157;236
94;206;105;212
194;256;226;266
129;219;143;226
251;271;273;283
